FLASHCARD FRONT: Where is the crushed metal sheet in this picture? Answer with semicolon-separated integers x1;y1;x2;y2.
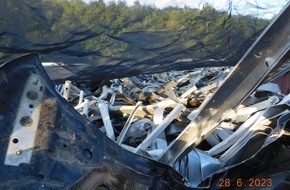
57;65;290;188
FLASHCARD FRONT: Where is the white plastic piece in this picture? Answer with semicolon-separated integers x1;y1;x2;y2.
63;80;72;100
78;90;84;105
179;86;197;100
99;85;109;100
98;101;115;140
74;101;86;110
153;107;165;127
82;99;90;116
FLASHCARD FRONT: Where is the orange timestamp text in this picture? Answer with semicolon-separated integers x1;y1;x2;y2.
219;178;272;188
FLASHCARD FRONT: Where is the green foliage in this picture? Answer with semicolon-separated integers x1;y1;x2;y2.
0;0;270;63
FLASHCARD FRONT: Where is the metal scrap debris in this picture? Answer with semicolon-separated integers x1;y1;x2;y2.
56;65;290;187
1;3;290;189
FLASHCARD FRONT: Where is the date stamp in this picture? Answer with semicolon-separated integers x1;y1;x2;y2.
219;178;272;188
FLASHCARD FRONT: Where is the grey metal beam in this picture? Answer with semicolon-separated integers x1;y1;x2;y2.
159;2;290;165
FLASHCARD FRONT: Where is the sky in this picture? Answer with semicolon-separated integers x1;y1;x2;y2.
84;0;288;19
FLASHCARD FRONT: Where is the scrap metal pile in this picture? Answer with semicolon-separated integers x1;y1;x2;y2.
56;66;290;187
1;3;290;190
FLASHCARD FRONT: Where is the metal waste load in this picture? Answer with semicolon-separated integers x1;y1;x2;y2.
53;4;290;186
2;55;290;189
1;2;290;189
56;65;289;187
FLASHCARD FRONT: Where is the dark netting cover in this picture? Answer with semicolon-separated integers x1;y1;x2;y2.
1;1;290;189
0;0;287;81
